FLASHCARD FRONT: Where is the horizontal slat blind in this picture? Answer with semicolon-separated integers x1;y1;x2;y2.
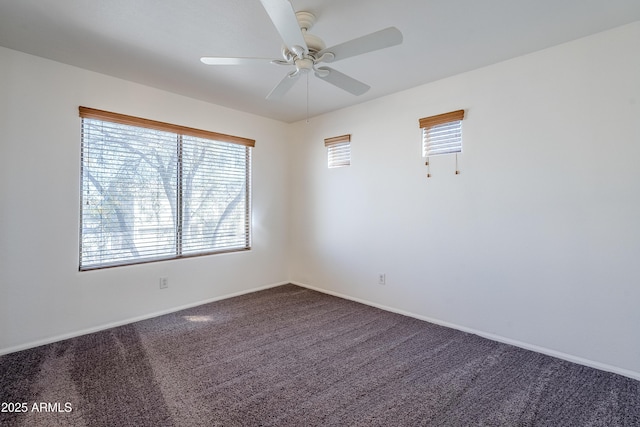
422;120;462;156
325;134;351;168
80;114;251;270
419;110;464;157
180;135;250;255
80;120;177;268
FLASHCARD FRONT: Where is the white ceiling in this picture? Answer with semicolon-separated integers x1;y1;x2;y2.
1;0;640;123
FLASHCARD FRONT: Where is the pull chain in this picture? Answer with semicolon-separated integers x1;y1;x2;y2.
306;73;309;123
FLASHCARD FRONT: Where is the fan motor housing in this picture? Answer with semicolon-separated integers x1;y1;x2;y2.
304;32;325;53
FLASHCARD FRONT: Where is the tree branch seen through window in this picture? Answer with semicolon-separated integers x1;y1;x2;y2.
79;109;253;270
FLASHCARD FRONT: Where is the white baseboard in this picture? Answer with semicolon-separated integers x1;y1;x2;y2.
0;281;288;357
290;281;640;382
5;279;638;382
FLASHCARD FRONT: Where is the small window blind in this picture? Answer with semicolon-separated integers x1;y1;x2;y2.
419;110;464;157
325;134;351;168
78;107;254;270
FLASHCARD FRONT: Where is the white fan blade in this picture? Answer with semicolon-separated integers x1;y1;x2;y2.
315;67;370;96
260;0;307;54
200;57;275;65
318;27;403;63
266;72;300;100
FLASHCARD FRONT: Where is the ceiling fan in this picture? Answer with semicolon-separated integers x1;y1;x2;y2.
200;0;403;100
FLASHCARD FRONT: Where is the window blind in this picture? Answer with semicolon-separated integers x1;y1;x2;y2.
79;107;252;270
419;110;464;157
325;134;351;168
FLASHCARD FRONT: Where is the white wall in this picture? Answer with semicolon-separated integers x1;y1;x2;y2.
289;22;640;377
0;46;291;352
2;21;639;379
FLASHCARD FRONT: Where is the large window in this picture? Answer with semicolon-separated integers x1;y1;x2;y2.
78;107;254;270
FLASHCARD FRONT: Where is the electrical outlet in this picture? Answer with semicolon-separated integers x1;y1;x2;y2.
378;273;386;285
159;277;168;289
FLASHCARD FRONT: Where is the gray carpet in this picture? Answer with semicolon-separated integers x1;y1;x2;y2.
1;284;639;426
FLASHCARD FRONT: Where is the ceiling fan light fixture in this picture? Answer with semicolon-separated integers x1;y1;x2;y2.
295;57;314;72
202;1;403;101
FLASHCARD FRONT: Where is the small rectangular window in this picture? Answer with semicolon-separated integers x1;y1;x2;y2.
325;134;351;168
78;107;254;270
419;110;464;157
